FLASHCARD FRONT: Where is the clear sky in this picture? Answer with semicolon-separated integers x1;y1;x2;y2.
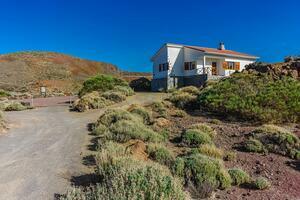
0;0;299;72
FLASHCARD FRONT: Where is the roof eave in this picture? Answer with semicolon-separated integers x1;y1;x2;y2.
204;52;259;60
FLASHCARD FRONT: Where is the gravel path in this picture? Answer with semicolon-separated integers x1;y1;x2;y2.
0;92;165;200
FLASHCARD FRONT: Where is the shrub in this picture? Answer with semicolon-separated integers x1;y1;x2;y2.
128;105;152;124
78;74;128;97
146;143;175;167
73;91;111;112
182;129;212;146
189;123;217;138
249;125;300;159
172;157;185;177
196;144;224;159
223;151;237;161
243;138;265;153
253;177;271;190
4;102;27;111
183;154;231;198
0;111;5;130
228;168;251;186
113;85;134;96
149;101;167;118
210;119;222;125
107;119;164;143
94;156;186;200
129;77;151;91
101;91;126;103
93;124;108;136
172;110;186;118
0;89;10;97
198;73;300;123
96;109;138;127
178;86;201;95
169;92;198;109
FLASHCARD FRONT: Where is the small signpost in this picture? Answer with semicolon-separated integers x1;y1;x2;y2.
40;86;46;97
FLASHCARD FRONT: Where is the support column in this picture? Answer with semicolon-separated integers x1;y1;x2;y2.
203;56;206;74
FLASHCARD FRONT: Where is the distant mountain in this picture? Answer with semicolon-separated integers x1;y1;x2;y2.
0;51;149;96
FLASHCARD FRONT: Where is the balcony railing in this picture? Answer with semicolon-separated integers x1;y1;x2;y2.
196;67;212;75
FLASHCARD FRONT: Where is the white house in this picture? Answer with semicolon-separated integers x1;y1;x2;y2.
150;43;259;91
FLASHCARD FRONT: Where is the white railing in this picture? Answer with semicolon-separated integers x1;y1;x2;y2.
196;67;212;76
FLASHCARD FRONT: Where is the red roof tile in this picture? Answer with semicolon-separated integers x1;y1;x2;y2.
185;45;258;59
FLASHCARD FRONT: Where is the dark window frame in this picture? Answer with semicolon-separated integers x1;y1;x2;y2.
227;62;235;70
184;61;196;70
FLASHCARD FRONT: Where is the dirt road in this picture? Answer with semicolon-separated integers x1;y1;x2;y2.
0;92;165;200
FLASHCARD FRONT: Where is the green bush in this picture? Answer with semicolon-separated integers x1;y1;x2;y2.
93;124;108;136
78;74;128;97
198;73;300;123
183;154;231;198
182;129;212;146
4;102;27;111
107;119;164;143
253;177;271;190
0;89;10;97
94;156;186;200
129;105;152;124
146;143;175;167
172;110;186;118
169;92;198;109
195;144;224;159
189;123;217;138
249;125;300;159
149;101;167;118
172;157;185;177
113;85;134;96
228;168;251;186
243;138;265;153
178;86;201;95
96;109;138;127
223;151;237;161
73;91;111;112
101;91;126;103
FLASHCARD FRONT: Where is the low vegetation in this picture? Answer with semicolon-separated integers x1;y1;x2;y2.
253;177;271;190
146;143;175;167
78;74;129;97
0;111;6;131
0;89;10;98
182;129;212;146
169;86;200;109
73;74;134;112
243;125;300;159
95;109;164;143
228;168;251;186
182;153;231;198
194;144;224;159
0;100;29;111
198;73;300;123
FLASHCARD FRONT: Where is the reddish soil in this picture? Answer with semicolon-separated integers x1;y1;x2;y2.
161;108;300;200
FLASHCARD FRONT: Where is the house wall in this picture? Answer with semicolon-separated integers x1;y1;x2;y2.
184;47;204;76
168;45;184;77
224;57;255;76
152;45;168;79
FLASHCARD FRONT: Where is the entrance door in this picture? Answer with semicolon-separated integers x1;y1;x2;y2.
212;62;217;75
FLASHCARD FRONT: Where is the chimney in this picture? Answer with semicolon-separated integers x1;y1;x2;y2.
218;42;225;50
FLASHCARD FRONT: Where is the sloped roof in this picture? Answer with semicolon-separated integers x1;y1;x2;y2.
184;45;258;59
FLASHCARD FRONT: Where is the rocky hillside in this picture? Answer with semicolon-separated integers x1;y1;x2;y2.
0;51;121;96
244;60;300;79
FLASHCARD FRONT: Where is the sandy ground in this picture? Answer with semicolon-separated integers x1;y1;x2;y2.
0;92;165;200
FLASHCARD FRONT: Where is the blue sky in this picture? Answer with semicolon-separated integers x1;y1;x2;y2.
0;0;299;72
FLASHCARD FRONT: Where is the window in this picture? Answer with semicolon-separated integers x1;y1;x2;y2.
158;63;169;72
227;62;235;70
184;61;196;70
